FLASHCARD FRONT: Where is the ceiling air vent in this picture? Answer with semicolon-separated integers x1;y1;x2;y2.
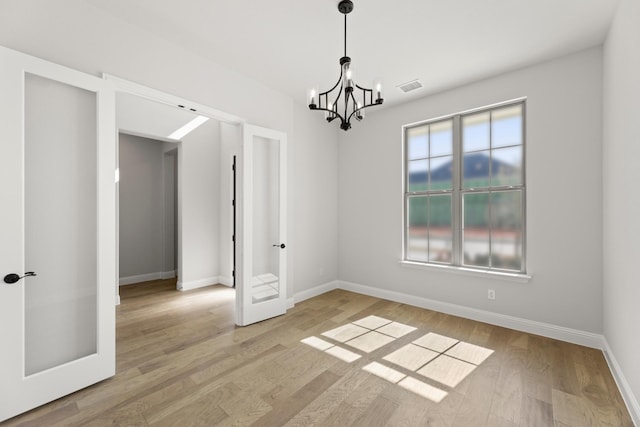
397;79;423;93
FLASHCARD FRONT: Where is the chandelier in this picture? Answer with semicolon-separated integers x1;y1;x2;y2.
307;0;383;131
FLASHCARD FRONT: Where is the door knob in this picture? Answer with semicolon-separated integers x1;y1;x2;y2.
3;271;36;284
272;243;286;249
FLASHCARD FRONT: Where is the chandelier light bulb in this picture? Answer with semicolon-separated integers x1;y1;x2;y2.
325;102;334;120
374;78;384;103
356;102;365;120
346;68;353;87
307;87;317;108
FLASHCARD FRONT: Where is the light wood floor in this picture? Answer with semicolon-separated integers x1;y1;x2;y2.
4;279;633;426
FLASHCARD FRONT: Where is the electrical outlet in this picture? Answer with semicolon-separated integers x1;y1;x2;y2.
488;289;496;300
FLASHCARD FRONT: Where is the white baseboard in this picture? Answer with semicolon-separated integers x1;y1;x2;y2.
602;338;640;426
161;270;176;279
289;279;603;349
337;280;604;349
218;275;234;287
119;271;176;285
293;280;340;304
178;276;220;291
119;272;163;285
115;294;121;306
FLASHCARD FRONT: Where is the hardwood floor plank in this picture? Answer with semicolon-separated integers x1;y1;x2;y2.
352;395;398;427
251;370;341;427
3;279;633;426
420;390;465;426
381;389;432;427
283;369;370;427
489;363;524;423
148;393;228;426
3;402;79;427
520;395;553;426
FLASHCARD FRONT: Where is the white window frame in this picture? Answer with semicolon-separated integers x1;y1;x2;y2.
402;98;528;278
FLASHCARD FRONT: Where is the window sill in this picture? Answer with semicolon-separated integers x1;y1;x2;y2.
398;260;532;283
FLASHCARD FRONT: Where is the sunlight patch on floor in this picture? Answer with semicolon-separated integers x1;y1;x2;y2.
324;345;361;363
363;361;406;383
301;316;494;403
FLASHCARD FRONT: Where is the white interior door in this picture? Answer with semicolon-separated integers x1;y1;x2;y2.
236;124;287;326
0;46;116;422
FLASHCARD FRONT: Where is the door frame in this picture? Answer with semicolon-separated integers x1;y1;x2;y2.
232;154;237;288
104;74;246;303
104;75;289;326
115;129;182;298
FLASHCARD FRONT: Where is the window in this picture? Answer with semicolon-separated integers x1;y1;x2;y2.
403;101;525;274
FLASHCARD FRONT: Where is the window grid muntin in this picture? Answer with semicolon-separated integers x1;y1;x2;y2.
405;118;454;266
405;119;454;193
403;99;526;274
405;193;453;265
461;188;524;272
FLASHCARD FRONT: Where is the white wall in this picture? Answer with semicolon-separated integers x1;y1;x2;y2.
0;0;299;296
603;0;640;420
178;119;222;289
163;149;178;275
338;48;604;333
0;1;293;132
118;133;164;279
292;103;340;294
116;92;195;139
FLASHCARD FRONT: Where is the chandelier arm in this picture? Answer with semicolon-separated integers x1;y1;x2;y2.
318;73;344;99
354;85;376;106
331;84;344;114
357;87;372;107
354;84;373;91
313;106;345;116
349;90;358;110
343;90;352;123
314;106;346;124
347;98;380;123
346;91;360;123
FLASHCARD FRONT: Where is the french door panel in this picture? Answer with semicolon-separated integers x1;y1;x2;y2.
0;46;116;422
236;124;287;326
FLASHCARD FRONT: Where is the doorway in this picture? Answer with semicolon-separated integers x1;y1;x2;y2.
0;46;287;423
108;75;288;327
114;88;239;301
118;131;179;288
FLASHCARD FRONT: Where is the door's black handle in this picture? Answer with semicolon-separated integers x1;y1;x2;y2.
272;244;286;249
3;271;36;284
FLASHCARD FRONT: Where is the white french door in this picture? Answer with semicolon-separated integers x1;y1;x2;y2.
236;124;288;326
0;46;116;422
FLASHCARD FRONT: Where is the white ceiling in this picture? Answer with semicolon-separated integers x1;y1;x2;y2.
117;92;200;140
89;0;619;108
